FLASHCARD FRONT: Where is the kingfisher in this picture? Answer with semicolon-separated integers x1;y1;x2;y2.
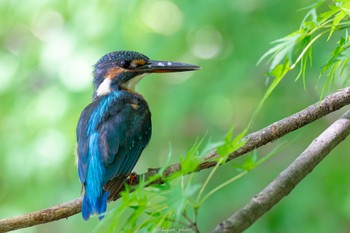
76;50;200;220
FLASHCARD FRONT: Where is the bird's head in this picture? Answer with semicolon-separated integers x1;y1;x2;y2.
92;50;200;97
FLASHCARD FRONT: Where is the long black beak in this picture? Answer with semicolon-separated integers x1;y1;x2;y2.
139;60;200;73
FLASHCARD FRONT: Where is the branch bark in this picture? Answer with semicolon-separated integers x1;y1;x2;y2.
213;109;350;233
0;198;82;233
1;87;350;232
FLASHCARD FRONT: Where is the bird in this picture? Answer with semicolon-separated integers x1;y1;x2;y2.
76;50;200;220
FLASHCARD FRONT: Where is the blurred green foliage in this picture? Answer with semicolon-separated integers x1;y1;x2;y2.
2;0;350;232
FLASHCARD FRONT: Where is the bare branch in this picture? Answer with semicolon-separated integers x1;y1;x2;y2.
213;109;350;233
204;86;350;164
0;198;82;233
1;87;350;232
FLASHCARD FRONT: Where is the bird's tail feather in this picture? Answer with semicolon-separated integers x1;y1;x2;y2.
104;175;127;201
82;133;109;220
82;190;109;220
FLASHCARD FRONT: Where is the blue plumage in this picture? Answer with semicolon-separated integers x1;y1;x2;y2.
76;51;199;220
77;90;151;220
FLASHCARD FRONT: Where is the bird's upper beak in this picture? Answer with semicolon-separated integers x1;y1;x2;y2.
137;60;201;73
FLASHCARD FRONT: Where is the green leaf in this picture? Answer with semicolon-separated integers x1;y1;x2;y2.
216;128;247;163
319;5;341;24
252;63;290;123
328;10;346;40
300;8;318;31
162;183;201;221
258;31;305;71
179;137;205;175
319;32;350;98
298;0;327;12
232;151;258;171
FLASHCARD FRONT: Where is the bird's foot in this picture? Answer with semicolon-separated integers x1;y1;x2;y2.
127;172;139;185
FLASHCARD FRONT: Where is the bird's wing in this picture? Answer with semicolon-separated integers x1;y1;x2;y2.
76;101;97;183
98;100;151;185
101;120;150;200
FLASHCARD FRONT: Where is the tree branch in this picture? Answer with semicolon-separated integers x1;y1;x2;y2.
213;109;350;233
1;87;350;232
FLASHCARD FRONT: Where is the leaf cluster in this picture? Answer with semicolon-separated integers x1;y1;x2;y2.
259;0;350;98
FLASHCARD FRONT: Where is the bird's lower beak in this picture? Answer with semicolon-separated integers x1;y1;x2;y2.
142;60;201;73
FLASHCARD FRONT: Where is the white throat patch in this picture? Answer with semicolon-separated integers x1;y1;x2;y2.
122;73;148;91
96;78;112;96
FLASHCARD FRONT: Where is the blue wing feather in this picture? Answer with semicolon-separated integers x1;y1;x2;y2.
98;93;151;181
77;105;93;183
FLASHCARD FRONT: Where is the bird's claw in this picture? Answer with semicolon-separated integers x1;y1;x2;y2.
127;172;139;185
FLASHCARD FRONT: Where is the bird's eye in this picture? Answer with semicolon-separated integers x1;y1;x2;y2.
118;60;130;69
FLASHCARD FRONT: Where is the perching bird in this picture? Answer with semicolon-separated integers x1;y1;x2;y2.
76;50;200;220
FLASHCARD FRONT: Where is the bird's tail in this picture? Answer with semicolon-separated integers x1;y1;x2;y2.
82;133;109;220
81;133;109;220
82;189;109;220
104;175;127;201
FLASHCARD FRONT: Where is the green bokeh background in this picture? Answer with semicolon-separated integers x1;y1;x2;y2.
1;0;350;232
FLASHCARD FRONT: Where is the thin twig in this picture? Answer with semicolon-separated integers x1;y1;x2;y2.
182;211;200;233
213;109;350;233
1;87;350;232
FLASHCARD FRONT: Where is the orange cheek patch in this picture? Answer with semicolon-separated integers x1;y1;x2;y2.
106;67;125;79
